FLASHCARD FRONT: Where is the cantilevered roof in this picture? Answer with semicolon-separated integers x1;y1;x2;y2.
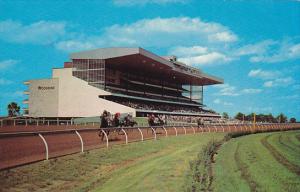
70;47;223;86
70;47;174;68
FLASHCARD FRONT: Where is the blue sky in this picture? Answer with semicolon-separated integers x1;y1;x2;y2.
0;0;299;119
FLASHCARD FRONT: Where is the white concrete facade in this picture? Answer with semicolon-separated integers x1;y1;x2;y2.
26;68;136;117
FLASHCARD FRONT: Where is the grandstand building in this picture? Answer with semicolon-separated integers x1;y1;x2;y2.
23;47;223;118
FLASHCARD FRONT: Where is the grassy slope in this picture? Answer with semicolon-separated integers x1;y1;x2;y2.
213;130;300;192
0;133;224;192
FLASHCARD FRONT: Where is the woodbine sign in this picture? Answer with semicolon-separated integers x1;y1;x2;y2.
38;86;55;90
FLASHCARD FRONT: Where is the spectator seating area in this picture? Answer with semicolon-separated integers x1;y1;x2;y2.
105;97;219;117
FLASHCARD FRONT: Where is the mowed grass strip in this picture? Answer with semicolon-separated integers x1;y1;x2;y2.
265;131;300;168
0;133;224;192
261;135;300;176
213;131;300;192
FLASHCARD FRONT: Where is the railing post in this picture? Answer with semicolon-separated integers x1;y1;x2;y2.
25;119;28;127
101;129;109;148
234;124;237;132
121;128;128;144
200;126;203;134
162;126;168;137
75;131;84;153
173;126;178;136
182;126;187;135
191;126;195;134
219;123;224;133
137;127;144;141
14;119;16;126
38;134;49;160
150;127;157;140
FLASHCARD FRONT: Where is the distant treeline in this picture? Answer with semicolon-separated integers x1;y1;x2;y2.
232;112;296;123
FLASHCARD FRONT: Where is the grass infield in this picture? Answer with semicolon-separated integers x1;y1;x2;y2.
213;130;300;192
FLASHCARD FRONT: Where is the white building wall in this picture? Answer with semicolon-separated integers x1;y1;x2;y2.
28;79;59;117
53;68;136;117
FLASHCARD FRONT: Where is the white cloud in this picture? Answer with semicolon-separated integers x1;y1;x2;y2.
213;98;221;104
213;84;240;96
241;88;262;94
0;78;13;85
235;40;275;56
214;83;263;96
55;17;238;52
289;43;300;57
178;52;233;66
250;42;300;63
213;98;233;106
0;59;18;70
0;20;66;45
169;45;233;66
248;69;280;80
55;40;96;52
208;31;238;43
113;0;188;6
104;17;238;45
169;46;208;57
263;77;294;88
233;38;300;63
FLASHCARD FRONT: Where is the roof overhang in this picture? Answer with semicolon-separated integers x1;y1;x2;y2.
70;47;223;86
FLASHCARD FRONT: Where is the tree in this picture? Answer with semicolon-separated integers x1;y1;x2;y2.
234;112;244;121
7;102;20;116
222;112;229;119
265;113;275;123
289;117;296;123
276;113;287;123
246;113;255;122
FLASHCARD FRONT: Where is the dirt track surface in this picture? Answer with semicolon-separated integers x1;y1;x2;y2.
0;125;93;133
0;124;299;170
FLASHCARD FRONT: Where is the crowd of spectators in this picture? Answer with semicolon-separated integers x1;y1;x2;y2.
103;98;222;126
108;98;217;114
166;115;221;124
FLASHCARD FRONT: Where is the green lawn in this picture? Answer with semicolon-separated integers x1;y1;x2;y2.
0;133;224;192
213;130;300;192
